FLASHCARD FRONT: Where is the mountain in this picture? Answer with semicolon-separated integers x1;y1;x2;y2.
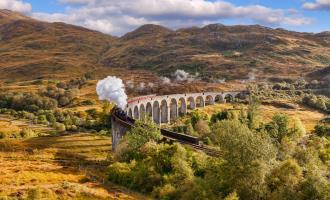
0;9;115;80
1;9;330;82
103;24;330;81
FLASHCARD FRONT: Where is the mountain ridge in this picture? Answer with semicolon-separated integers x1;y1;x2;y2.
0;9;330;82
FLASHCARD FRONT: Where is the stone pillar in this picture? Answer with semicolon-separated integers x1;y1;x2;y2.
167;102;171;123
201;97;205;107
111;116;128;151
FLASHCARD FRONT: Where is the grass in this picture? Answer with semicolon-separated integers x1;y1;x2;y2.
0;133;151;200
197;102;325;133
0;115;53;138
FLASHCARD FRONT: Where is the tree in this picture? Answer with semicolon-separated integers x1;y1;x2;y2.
185;119;197;136
266;113;289;143
59;96;70;106
194;119;211;136
210;120;276;199
54;122;66;132
247;95;260;129
211;110;229;123
314;124;330;137
291;117;306;139
316;98;327;110
266;159;303;200
123;118;162;160
190;110;208;127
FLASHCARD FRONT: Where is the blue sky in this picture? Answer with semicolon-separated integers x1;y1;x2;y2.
2;0;330;35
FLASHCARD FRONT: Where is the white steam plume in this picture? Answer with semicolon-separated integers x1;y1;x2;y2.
126;80;135;89
96;76;127;109
174;69;190;81
148;82;155;88
248;72;256;81
174;69;200;82
160;76;171;84
216;78;226;83
138;82;145;90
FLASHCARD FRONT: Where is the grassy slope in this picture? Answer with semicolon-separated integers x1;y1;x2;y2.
198;103;325;132
0;133;150;199
103;24;330;81
1;10;330;82
0;10;115;81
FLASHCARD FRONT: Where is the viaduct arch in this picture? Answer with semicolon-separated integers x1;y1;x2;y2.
126;91;247;124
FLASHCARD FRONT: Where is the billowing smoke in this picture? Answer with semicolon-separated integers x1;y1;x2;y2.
239;71;257;83
160;76;171;84
175;69;190;81
248;72;256;81
148;82;155;88
138;82;145;91
174;69;200;82
216;78;226;83
126;80;135;89
96;76;127;109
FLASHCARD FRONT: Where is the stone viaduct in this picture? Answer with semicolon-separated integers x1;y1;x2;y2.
126;91;247;124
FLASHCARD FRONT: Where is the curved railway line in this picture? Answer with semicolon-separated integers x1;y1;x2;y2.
112;108;221;157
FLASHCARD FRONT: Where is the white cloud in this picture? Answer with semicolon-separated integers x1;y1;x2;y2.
27;0;313;35
303;0;330;10
58;0;96;4
0;0;32;13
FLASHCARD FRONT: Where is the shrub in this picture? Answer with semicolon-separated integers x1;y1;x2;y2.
20;128;35;138
80;100;95;106
266;159;303;199
125;119;162;154
210;120;276;199
314;124;330;137
290;117;306;139
190;110;208;127
211;110;236;123
130;161;162;192
107;162;133;187
265;113;289;143
38;114;48;124
27;188;42;200
180;178;216;200
54;122;66;132
0;132;6;139
194;119;210;136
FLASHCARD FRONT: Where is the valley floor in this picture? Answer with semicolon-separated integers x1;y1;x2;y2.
0;133;150;200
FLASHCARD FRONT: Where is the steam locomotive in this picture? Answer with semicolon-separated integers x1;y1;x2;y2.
111;106;200;145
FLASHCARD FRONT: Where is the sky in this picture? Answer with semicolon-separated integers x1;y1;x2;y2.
1;0;330;36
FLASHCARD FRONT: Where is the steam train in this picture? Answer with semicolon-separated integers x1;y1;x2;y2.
111;107;200;145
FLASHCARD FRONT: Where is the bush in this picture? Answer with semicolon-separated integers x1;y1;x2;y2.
54;122;66;132
38;114;48;124
211;110;230;123
0;132;6;139
265;113;289;143
27;188;42;200
194;119;210;136
210;120;276;199
80;100;95;106
314;124;330;137
302;94;329;112
20;128;35;138
0;92;58;112
266;159;303;199
107;162;133;187
190;110;208;127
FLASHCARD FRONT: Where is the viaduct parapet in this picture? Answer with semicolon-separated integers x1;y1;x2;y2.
126;91;247;124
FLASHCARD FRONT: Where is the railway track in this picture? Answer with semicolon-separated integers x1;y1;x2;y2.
112;108;221;157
